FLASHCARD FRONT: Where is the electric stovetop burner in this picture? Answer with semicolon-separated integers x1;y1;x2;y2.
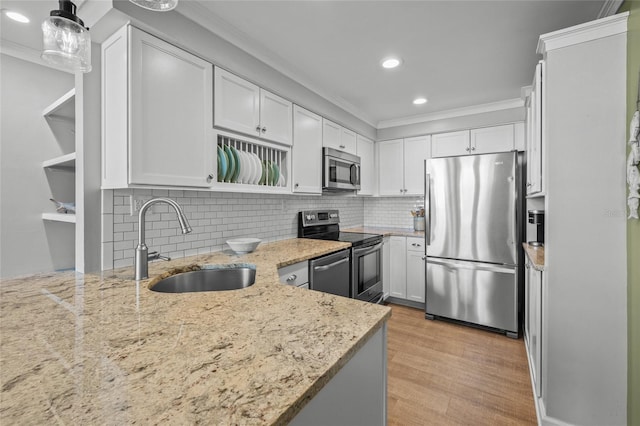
297;210;382;247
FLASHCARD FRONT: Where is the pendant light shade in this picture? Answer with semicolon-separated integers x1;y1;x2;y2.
41;0;91;73
128;0;178;12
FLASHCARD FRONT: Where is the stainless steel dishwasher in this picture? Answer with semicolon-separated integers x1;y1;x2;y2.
309;248;351;298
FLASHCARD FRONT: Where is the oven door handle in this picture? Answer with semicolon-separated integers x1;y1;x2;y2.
353;242;383;257
313;257;349;272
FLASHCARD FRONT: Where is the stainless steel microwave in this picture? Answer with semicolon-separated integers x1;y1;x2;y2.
323;147;361;191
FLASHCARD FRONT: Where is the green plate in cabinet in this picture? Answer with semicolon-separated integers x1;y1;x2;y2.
217;146;228;182
230;146;241;183
224;145;235;182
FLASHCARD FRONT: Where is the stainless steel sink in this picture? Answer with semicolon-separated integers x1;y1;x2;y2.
149;265;256;293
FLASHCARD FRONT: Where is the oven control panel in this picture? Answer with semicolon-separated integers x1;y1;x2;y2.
300;209;340;227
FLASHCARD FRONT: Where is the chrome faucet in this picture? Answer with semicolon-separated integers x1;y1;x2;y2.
135;197;192;280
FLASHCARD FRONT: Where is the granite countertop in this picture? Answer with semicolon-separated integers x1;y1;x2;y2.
343;226;425;238
0;238;391;425
523;243;545;271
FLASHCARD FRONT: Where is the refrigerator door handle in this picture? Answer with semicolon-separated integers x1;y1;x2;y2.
425;173;431;246
427;258;516;274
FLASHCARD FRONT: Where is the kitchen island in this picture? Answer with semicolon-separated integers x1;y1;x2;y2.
0;239;391;425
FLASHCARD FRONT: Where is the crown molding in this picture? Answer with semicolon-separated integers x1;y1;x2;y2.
0;40;72;74
597;0;624;18
176;1;377;128
537;12;629;56
376;98;524;130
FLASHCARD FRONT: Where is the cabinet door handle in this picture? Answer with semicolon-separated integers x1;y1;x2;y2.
465;147;470;152
412;243;422;247
261;127;267;133
471;146;476;151
295;183;299;188
286;274;297;282
526;182;532;187
256;125;261;132
421;255;427;261
339;144;346;149
207;173;214;182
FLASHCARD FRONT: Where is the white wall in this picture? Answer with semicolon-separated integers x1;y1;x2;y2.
0;54;74;278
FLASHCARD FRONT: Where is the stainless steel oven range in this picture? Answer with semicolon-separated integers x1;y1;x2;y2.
298;210;384;303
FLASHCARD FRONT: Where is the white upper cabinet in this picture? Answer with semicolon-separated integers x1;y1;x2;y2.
403;135;430;195
292;105;322;194
432;125;516;157
526;62;544;195
431;130;470;157
377;136;430;196
377;139;405;196
322;118;357;155
102;26;214;188
214;68;260;138
214;67;292;145
260;90;293;145
470;124;515;155
357;135;375;196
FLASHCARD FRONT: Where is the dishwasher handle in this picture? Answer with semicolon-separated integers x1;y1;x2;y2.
313;256;349;272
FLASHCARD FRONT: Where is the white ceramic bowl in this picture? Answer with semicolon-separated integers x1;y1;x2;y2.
226;238;261;254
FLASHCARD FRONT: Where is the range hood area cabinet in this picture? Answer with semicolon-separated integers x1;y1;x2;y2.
101;25;215;189
214;67;293;146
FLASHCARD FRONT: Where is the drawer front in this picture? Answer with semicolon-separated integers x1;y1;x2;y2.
278;261;309;286
406;237;426;252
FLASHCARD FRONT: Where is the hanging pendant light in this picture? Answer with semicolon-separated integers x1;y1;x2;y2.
128;0;178;12
41;0;91;73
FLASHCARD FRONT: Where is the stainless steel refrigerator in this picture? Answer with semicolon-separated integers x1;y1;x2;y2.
424;151;523;338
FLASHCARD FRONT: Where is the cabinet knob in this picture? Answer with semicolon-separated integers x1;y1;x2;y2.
295;183;299;188
465;147;470;152
256;125;261;132
261;127;267;133
286;274;297;282
471;146;476;151
400;189;404;193
207;173;214;182
339;144;346;149
526;182;532;187
421;256;427;261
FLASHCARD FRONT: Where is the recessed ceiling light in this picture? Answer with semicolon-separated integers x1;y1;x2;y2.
413;97;428;105
5;11;30;23
381;58;401;69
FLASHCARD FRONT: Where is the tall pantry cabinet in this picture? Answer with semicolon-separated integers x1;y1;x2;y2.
525;13;628;426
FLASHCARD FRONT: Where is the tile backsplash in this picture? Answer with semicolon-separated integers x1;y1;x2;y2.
363;197;422;229
102;189;364;270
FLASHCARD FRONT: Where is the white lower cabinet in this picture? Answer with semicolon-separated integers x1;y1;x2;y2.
389;236;407;299
525;260;543;398
382;236;390;298
405;237;426;303
388;236;426;304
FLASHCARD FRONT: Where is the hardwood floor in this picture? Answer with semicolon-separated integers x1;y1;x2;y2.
386;304;537;425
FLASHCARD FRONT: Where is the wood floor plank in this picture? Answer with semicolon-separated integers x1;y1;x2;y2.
386;304;536;425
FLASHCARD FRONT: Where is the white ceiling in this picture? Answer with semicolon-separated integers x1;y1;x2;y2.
177;0;607;126
1;0;607;127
